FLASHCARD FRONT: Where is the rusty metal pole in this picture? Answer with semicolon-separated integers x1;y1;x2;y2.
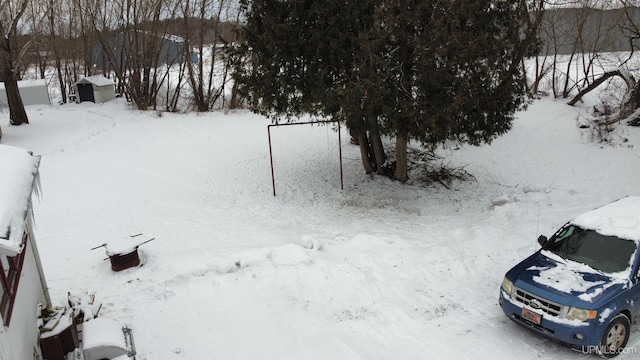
268;125;277;196
268;120;343;196
338;121;344;190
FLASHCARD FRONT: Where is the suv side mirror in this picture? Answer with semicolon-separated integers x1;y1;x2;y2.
538;235;548;247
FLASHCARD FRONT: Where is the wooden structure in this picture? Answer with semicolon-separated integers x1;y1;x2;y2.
39;311;79;360
92;234;154;272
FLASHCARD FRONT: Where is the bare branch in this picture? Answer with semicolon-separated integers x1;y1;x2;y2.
567;70;630;106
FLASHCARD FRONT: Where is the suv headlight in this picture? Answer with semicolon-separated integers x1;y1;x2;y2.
501;277;514;297
566;307;597;321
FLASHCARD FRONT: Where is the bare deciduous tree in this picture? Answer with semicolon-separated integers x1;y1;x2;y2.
179;0;239;112
0;0;31;128
84;0;178;110
534;0;640;123
45;0;68;103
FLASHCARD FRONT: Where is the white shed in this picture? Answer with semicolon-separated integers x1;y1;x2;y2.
0;79;51;107
72;76;116;104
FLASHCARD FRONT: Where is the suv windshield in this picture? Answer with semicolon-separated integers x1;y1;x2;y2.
545;225;637;274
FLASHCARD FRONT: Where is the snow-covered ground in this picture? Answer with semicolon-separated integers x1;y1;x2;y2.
2;95;640;359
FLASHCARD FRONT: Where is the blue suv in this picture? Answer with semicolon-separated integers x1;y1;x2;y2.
499;196;640;357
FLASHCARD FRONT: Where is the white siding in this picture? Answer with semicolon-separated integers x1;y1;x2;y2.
93;86;116;104
0;243;47;360
0;80;50;107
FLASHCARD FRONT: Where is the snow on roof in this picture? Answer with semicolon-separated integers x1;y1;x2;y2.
0;78;47;90
0;145;40;256
73;75;115;87
163;33;185;43
571;196;640;242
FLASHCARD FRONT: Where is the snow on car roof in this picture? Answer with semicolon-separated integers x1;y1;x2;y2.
570;196;640;242
0;145;40;256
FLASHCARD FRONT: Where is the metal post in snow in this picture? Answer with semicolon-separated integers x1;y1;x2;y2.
268;124;277;196
338;121;344;191
267;120;344;196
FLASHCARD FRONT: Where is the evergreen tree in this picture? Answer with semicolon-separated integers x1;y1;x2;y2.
233;0;386;173
374;0;535;181
233;0;536;182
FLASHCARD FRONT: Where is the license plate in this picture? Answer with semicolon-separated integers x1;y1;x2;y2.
522;308;542;325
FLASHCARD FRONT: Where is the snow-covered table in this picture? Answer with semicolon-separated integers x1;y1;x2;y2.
92;234;154;271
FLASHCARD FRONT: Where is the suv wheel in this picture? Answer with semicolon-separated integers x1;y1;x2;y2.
598;314;631;358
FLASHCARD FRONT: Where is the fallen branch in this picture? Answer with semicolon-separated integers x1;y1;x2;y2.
568;70;625;106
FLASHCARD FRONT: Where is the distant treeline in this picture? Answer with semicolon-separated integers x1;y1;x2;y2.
539;6;640;55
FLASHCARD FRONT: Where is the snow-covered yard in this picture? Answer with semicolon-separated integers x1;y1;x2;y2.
2;95;640;359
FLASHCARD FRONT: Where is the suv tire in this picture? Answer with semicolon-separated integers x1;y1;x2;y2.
598;314;631;358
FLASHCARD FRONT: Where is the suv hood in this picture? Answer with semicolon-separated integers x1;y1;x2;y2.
508;251;629;308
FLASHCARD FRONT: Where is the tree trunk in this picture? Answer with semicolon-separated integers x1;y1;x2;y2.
5;78;29;125
229;80;241;109
55;59;66;104
357;132;375;174
369;128;386;175
0;47;29;125
622;82;640;119
393;134;408;183
49;0;67;104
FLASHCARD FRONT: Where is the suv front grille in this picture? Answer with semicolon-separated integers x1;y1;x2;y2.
514;288;562;317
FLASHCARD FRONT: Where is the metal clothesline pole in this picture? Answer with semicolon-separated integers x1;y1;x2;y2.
267;120;344;196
